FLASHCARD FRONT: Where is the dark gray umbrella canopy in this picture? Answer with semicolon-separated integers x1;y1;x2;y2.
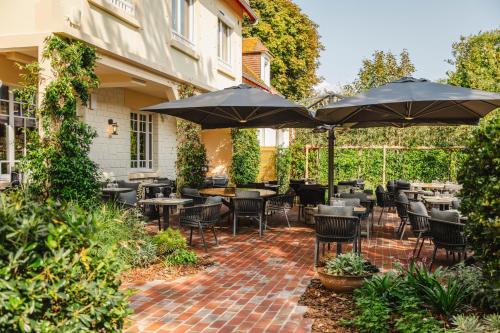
316;77;500;127
142;84;319;129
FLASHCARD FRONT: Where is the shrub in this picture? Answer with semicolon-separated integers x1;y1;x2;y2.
393;296;444;333
230;128;260;185
324;253;370;276
153;228;187;256
483;314;500;332
276;146;291;193
92;204;157;268
0;192;130;332
457;114;500;311
165;249;198;266
360;272;404;301
450;315;485;333
352;294;390;333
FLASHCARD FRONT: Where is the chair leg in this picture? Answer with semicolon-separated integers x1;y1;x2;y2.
189;227;193;246
233;214;237;236
429;246;438;270
322;243;325;256
378;206;385;225
199;224;208;252
327;243;331;252
413;233;422;258
399;222;406;240
336;243;342;255
314;239;319;267
284;209;291;228
211;226;218;246
259;215;263;237
417;237;426;258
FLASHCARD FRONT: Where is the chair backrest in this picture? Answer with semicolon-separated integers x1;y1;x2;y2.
430;208;460;223
236;189;260;198
297;187;326;206
339;192;367;202
318;204;354;217
118;190;137;206
200;203;222;223
407;211;430;233
409;201;428;216
117;180;140;191
314;215;359;240
395;200;410;219
182;187;200;196
212;176;228;187
429;218;466;246
336;198;361;207
233;197;262;216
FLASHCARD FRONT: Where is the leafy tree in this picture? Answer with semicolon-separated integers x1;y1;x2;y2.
230;129;260;184
16;36;100;208
447;29;500;93
175;84;208;189
457;114;500;311
243;0;323;100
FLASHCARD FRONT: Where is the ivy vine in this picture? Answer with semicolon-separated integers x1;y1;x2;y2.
230;128;260;185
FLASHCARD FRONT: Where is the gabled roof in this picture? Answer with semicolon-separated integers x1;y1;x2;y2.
242;37;272;57
234;0;258;24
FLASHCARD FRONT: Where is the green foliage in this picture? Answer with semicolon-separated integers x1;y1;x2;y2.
92;204;158;268
351;294;391;333
450;315;484;333
16;35;100;208
152;228;187;256
394;296;444;333
276;146;291;193
230;128;260;184
0;191;130;332
447;29;500;93
243;0;323;100
165;249;198;266
457;114;500;311
418;277;467;317
324;253;369;276
175;85;208;189
483;314;500;332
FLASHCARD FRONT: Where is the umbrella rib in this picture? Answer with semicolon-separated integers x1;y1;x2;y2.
450;101;484;118
249;107;287;121
412;100;444;117
197;107;241;122
245;106;262;121
230;106;244;121
379;104;407;119
336;106;369;124
213;106;241;121
412;100;482;120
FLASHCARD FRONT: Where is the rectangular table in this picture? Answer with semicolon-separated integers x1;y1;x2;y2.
139;197;192;230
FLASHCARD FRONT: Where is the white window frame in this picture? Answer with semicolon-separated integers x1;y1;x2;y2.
172;0;195;46
261;54;271;87
218;18;231;65
130;112;153;170
106;0;135;16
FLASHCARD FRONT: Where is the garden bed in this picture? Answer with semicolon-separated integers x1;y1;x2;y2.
121;254;216;284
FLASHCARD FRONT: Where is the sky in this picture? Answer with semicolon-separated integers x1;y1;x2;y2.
292;0;500;92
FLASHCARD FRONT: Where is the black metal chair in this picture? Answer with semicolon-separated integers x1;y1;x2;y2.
212;176;229;188
232;197;264;237
313;214;359;266
179;202;222;252
181;187;206;206
428;218;467;269
377;191;395;225
297;186;326;220
407;211;431;259
395;200;410;239
265;193;294;228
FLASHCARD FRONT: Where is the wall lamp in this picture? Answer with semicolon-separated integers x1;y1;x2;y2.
107;119;118;137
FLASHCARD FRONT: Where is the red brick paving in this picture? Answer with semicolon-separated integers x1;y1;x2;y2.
126;206;452;332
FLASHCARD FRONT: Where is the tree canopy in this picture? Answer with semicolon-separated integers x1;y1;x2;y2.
243;0;323;101
447;29;500;93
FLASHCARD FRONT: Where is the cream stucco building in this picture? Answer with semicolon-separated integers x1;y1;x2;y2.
0;0;256;182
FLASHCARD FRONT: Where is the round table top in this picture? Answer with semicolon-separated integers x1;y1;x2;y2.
412;183;445;190
139;197;192;206
199;187;276;198
422;196;455;204
141;183;171;188
101;187;134;193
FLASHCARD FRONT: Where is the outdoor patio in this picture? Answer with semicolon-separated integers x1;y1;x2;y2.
126;206;448;333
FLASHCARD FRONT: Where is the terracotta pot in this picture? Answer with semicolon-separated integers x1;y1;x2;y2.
317;268;372;293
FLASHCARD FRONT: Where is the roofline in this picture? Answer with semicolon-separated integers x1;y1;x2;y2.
236;0;258;24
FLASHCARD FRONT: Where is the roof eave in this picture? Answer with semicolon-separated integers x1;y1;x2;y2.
237;0;258;24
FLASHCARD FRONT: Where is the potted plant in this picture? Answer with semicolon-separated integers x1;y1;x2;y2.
317;252;377;292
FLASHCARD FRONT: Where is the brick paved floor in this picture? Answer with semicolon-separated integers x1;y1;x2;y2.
126;206;450;333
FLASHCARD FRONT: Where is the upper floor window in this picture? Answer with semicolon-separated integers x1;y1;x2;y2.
172;0;193;43
106;0;135;16
218;19;231;64
261;54;271;86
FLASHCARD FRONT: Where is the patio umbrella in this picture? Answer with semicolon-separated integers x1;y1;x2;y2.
315;77;500;200
142;84;319;129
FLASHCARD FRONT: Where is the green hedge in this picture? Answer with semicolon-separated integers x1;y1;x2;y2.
309;148;465;189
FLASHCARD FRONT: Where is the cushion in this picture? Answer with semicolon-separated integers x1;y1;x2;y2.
430;208;460;222
375;185;385;193
337;198;360;207
205;196;223;204
182;187;199;195
118;190;137;205
317;204;354;217
396;191;409;203
409;201;428;216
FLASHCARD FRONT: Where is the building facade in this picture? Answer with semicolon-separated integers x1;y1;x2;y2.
0;0;256;182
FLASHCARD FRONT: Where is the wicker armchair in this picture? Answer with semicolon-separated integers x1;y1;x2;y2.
232;197;264;237
377;191;395;225
313;214;360;266
181;187;206;206
179;203;222;251
407;211;431;259
395;200;410;239
428;218;467;269
265;194;294;228
297;187;326;220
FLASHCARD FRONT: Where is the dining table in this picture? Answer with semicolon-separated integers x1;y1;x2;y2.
422;196;455;210
101;187;134;201
199;187;276;198
139;197;193;230
142;182;173;198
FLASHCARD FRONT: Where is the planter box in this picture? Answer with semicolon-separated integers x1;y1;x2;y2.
318;268;372;293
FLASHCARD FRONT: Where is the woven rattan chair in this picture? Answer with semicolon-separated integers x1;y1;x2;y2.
232;197;264;237
313;214;359;266
265;193;294;228
428;218;466;269
179;202;222;252
407;211;431;259
181;187;206;206
395;200;410;239
377;191;395;225
297;186;326;220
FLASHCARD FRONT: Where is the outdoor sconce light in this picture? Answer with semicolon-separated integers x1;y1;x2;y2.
107;119;118;137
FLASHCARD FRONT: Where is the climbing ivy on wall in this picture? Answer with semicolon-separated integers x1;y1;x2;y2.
276;146;291;193
175;84;208;189
230;128;260;185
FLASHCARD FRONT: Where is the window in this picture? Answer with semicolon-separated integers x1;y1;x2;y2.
261;54;271;86
218;19;231;64
172;0;193;43
0;85;36;178
106;0;135;16
258;128;276;147
130;112;153;169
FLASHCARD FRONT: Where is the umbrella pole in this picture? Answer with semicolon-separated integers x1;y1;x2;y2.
328;127;336;203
